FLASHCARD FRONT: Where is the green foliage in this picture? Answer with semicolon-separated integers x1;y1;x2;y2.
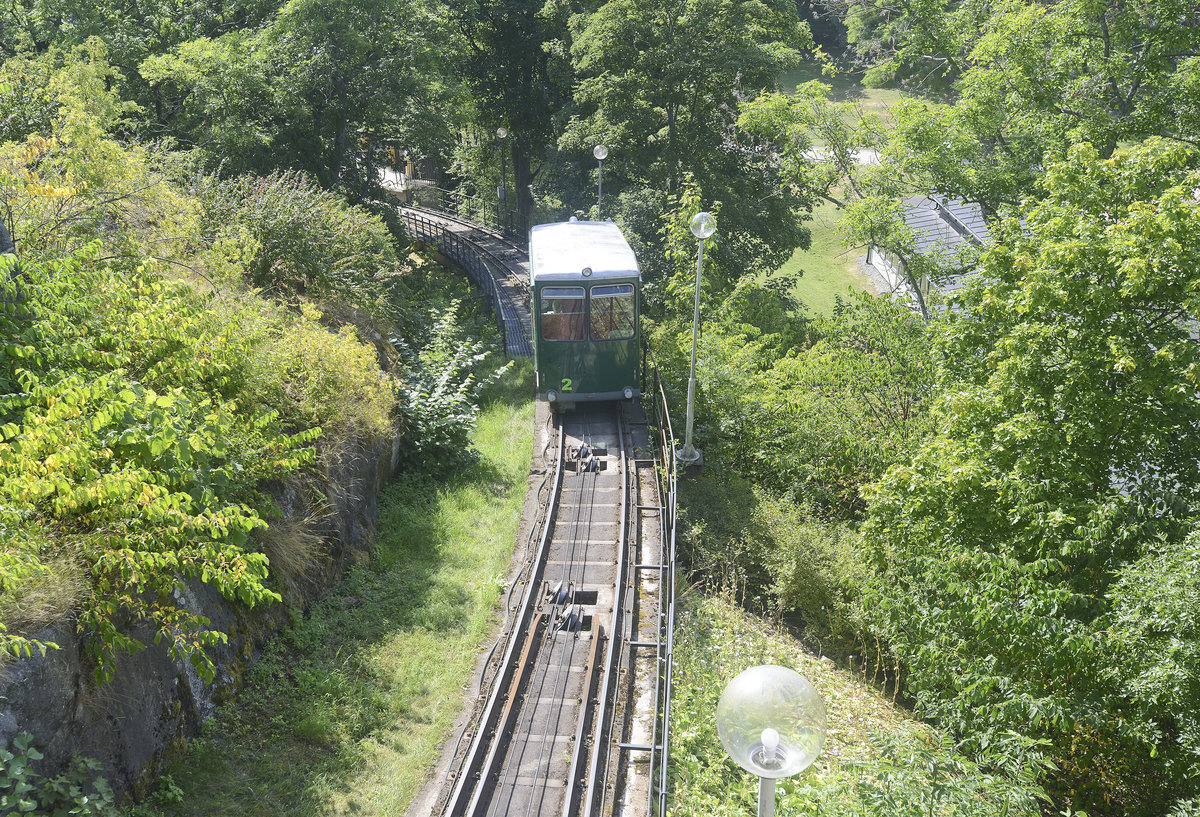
0;247;316;680
860;140;1200;814
453;0;573;229
668;592;1046;817
657;287;933;519
392;302;510;469
835;0;1200;213
0;734;117;817
564;0;815;297
678;470;871;661
198;171;407;316
0;40;131;146
0;84;401;678
240;305;397;439
132;371;534;816
1102;529;1200;804
132;0;455;191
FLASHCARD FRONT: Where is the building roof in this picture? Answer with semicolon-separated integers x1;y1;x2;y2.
902;195;991;257
899;195;992;294
529;220;640;283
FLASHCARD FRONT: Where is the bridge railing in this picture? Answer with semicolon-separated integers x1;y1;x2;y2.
400;209;510;350
409;185;530;245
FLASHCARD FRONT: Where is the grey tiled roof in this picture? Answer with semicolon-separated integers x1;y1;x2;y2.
901;196;992;293
902;195;991;256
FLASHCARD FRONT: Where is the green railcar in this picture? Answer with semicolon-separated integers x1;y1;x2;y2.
530;219;641;409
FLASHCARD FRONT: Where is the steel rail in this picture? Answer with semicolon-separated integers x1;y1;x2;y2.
442;416;567;817
505;430;603;817
579;407;632;817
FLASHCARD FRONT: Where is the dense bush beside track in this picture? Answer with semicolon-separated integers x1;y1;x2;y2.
0;47;503;683
666;141;1200;814
859;142;1200;814
653;284;934;522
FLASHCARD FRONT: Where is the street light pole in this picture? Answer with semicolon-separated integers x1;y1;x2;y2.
716;665;827;817
593;144;608;218
497;127;508;233
675;211;715;465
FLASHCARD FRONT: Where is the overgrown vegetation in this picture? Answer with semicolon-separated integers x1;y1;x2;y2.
0;46;501;687
132;365;533;817
859;140;1200;814
669;139;1200;815
1;734;116;817
669;592;1047;817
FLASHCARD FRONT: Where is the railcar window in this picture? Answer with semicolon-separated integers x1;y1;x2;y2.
589;284;636;340
540;287;586;341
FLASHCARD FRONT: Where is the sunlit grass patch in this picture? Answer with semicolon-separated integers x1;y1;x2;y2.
668;591;1047;816
769;200;877;316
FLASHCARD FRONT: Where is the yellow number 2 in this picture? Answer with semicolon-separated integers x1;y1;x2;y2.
561;377;574;392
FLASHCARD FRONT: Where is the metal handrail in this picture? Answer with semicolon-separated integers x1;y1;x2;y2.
407;185;532;244
399;210;510;348
648;365;679;817
402;205;529;298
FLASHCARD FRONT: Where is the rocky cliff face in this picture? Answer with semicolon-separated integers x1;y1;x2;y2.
0;433;396;800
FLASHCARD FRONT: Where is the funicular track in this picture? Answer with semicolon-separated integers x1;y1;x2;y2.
399;202;681;817
431;394;678;817
399;205;533;358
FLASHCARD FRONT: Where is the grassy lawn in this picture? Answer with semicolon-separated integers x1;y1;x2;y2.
768;62;902;316
136;363;535;817
769;199;877;316
777;61;904;118
668;591;1047;816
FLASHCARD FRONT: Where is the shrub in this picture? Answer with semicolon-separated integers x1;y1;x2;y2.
654;288;934;521
676;472;873;665
759;494;869;662
0;733;117;817
241;305;398;439
198;171;407;317
0;247;316;679
392;301;509;469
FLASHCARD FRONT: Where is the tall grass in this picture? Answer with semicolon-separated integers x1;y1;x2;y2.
668;592;1047;816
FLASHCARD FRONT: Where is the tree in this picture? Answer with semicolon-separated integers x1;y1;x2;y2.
828;0;1200;212
738;80;978;319
563;0;814;300
451;0;574;232
860;139;1200;814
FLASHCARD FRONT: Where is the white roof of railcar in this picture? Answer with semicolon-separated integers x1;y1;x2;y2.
529;220;640;283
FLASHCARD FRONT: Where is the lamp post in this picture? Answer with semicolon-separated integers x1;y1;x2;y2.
496;127;508;233
593;144;608;218
716;665;827;817
675;211;715;465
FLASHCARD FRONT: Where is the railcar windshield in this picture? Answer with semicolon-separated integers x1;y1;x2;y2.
589;284;636;340
540;286;586;341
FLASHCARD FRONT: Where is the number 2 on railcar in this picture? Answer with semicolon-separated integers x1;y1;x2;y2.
530;219;641;409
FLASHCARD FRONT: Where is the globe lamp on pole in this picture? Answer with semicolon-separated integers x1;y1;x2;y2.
717;665;827;817
593;144;608;218
496;127;509;232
